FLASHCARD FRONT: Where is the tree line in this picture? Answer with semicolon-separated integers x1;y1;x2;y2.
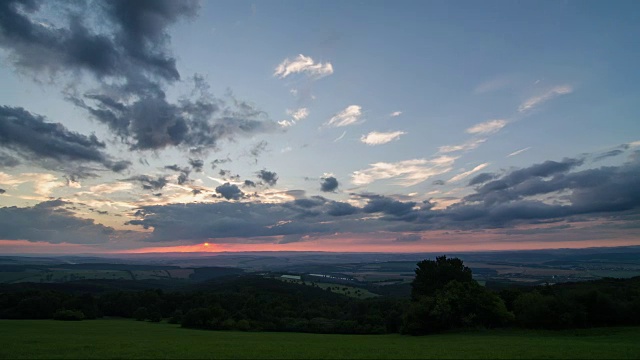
1;256;639;335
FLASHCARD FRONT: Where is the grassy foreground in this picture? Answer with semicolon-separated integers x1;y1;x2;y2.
1;319;639;359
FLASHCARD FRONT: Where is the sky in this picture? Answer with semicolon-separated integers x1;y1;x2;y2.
0;0;639;254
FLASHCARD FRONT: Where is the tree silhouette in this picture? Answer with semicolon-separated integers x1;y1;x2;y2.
411;255;473;300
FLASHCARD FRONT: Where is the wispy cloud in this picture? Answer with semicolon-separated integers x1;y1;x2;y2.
0;172;65;197
448;163;490;183
289;108;309;121
438;138;486;153
352;156;456;187
274;54;333;79
466;119;508;135
325;105;363;127
31;174;64;197
89;182;134;194
518;85;573;112
390;111;403;117
334;131;347;142
508;147;531;157
360;131;407;145
278;107;309;127
474;76;512;94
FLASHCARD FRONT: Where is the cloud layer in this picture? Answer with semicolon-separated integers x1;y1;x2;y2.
124;152;640;243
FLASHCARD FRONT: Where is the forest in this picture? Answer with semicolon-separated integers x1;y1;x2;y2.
1;256;639;335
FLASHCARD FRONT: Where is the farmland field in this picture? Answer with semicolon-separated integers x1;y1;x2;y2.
0;319;639;359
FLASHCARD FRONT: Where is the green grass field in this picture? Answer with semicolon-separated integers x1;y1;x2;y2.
0;319;639;359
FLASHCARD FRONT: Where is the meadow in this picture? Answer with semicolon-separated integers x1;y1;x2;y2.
0;319;639;359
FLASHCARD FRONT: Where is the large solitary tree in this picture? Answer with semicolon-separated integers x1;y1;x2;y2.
410;255;473;300
404;255;512;334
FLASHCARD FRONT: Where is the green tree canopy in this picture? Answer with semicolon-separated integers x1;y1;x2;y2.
411;255;473;300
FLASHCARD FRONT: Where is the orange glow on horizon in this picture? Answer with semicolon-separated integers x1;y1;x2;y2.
121;242;221;254
115;236;640;254
0;233;638;255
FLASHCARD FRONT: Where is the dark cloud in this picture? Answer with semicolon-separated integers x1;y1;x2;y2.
100;0;199;80
0;152;20;167
164;164;191;185
211;157;231;169
0;1;276;153
326;201;358;216
0;0;197;81
282;196;328;218
278;234;305;244
215;183;244;200
127;202;293;241
292;197;327;209
593;149;624;162
177;172;190;185
164;164;182;172
362;196;416;217
72;84;276;152
0;105;130;175
430;155;640;228
125;175;168;190
249;140;268;163
0;189;6;194
504;158;583;185
431;179;445;186
188;158;204;172
465;158;585;205
0;200;113;244
320;176;339;192
128;200;378;243
244;180;257;187
219;170;240;181
257;169;278;186
468;172;495;186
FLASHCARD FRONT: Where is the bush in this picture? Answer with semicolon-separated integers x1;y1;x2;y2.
133;307;149;321
236;319;251;331
513;290;585;329
148;311;162;323
182;308;214;329
168;309;183;324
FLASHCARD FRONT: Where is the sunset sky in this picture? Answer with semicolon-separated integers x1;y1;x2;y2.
1;0;639;254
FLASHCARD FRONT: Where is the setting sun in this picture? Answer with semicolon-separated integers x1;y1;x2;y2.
203;242;210;247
